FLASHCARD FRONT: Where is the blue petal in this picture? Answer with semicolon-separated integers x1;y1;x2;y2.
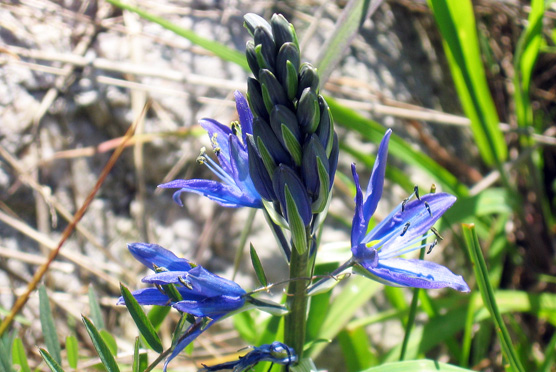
142;271;191;285
172;295;245;317
184;266;246;297
158;179;261;208
234;91;253;143
118;287;172;306
364;193;456;252
350;164;367;254
360;257;470;292
127;242;191;272
164;317;219;372
363;129;391;220
229;135;262;207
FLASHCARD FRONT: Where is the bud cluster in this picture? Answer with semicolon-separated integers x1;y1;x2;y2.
243;13;339;254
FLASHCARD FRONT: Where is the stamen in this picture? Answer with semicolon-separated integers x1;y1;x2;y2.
231;121;240;136
178;276;193;290
211;133;221;155
424;201;432;217
400;222;410;236
414;185;421;200
431;227;443;240
196;147;207;164
379;232;435;259
427;239;438;254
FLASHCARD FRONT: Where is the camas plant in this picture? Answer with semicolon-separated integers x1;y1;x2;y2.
58;12;468;372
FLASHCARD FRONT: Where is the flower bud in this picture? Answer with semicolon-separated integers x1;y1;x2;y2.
297;87;320;134
297;63;319;98
271;14;297;48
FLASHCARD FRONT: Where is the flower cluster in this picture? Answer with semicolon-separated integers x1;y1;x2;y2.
118;243;249;370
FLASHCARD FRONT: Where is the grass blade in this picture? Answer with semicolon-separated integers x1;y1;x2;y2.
462;224;525;372
66;335;79;369
338;326;375;371
12;337;30;372
327;97;468;196
88;285;105;330
315;0;383;86
360;359;474;372
39;285;62;365
38;348;65;372
120;283;163;353
133;337;148;372
105;0;249;71
428;0;507;166
514;0;545;130
82;315;121;372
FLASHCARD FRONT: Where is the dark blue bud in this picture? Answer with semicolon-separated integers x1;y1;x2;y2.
247;77;269;121
271;14;296;48
253;117;292;167
328;133;339;188
246;135;276;201
270;105;302;144
297;63;319;98
272;165;312;226
297;87;320;134
316;95;335;156
244;13;273;39
276;42;300;89
246;41;260;78
259;69;289;113
254;27;276;69
302;135;329;196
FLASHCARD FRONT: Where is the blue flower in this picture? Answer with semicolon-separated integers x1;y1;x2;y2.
350;129;470;292
159;91;263;208
200;341;297;372
118;243;248;370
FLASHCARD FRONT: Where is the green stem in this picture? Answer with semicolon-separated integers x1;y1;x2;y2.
284;243;310;361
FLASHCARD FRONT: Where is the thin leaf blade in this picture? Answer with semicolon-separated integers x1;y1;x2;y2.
39;285;62;365
120;283;163;353
82;315;121;372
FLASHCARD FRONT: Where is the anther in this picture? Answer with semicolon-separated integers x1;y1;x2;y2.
424;201;432;217
414;185;421;200
402;196;411;212
196;147;207;164
210;134;221;155
400;222;410;236
431;227;443;240
178;276;193;290
231;121;240;136
427;239;438;254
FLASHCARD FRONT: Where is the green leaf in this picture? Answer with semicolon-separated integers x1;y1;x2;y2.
308;276;380;358
65;335;79;369
105;0;249;71
326;97;468;197
360;359;474;372
88;285;105;330
100;329;118;356
133;337;148;372
514;0;545;131
233;311;257;345
0;333;14;372
148;305;171;331
120;283;163;353
338;327;375;371
462;224;525;372
281;124;303;166
12;338;30;372
38;348;65;372
428;0;507;166
39;285;62;365
315;0;380;87
82;315;121;372
250;244;268;287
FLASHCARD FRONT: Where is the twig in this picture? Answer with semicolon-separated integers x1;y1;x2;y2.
0;100;150;336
